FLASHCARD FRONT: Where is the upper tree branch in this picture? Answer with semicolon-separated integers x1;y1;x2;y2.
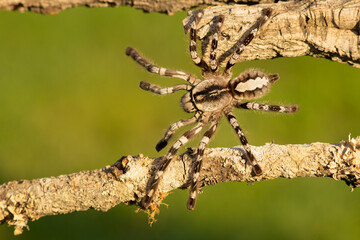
1;0;359;67
183;0;360;68
1;137;360;235
0;0;285;15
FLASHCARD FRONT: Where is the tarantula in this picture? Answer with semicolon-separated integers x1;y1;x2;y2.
126;8;298;210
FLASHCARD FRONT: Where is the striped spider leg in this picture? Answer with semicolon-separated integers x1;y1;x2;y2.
189;9;225;73
125;47;201;86
224;108;262;174
187;112;221;210
224;8;273;75
141;118;208;209
235;102;299;113
126;7;298;210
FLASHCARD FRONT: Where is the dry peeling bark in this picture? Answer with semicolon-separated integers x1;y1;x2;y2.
1;0;360;236
2;0;358;68
0;0;285;15
1;137;360;235
183;0;360;68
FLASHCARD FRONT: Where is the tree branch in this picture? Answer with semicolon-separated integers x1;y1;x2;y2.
183;0;360;68
1;137;360;235
0;0;286;15
2;0;359;67
1;0;360;236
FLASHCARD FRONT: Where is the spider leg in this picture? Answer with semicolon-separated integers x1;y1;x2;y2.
235;102;299;113
142;120;206;209
189;9;209;71
224;8;273;75
209;15;225;72
156;112;202;152
140;81;192;95
224;108;262;175
126;47;201;86
187;115;220;210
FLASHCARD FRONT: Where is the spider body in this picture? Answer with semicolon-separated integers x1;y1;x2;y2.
184;70;278;114
183;77;231;112
126;8;298;210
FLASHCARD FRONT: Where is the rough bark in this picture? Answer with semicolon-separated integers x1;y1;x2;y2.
1;137;360;235
0;0;284;15
183;0;360;68
2;0;358;68
1;0;360;236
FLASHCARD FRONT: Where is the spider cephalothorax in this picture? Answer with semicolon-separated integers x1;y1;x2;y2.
126;8;298;210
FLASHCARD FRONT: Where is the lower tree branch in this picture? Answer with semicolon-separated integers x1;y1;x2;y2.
1;137;360;235
183;0;360;68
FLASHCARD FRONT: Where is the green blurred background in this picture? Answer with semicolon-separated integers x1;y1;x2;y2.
1;6;360;240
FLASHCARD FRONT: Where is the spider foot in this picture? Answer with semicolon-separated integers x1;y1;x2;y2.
139;81;151;90
141;195;153;210
125;46;134;56
253;164;263;176
187;197;197;210
290;105;299;113
262;7;273;17
155;139;168;152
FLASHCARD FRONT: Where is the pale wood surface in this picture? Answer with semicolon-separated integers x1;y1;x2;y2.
1;137;360;235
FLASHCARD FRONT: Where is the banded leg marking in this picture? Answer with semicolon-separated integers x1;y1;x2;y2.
236;102;299;113
156;112;201;152
126;47;201;85
209;15;224;71
224;109;262;175
225;8;273;74
187;120;219;210
140;81;191;95
142;121;206;209
189;9;209;70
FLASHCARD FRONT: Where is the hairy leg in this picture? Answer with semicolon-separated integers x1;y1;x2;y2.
235;102;299;113
187;117;219;210
142;120;206;209
224;109;262;175
156;112;202;152
189;9;209;71
209;15;225;71
224;8;273;74
126;47;201;85
140;81;191;95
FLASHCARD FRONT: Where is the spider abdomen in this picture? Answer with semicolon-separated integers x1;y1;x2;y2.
229;69;279;100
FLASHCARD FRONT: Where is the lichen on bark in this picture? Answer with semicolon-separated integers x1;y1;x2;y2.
1;137;360;235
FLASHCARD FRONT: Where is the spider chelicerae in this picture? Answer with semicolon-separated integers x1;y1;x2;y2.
126;8;298;210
